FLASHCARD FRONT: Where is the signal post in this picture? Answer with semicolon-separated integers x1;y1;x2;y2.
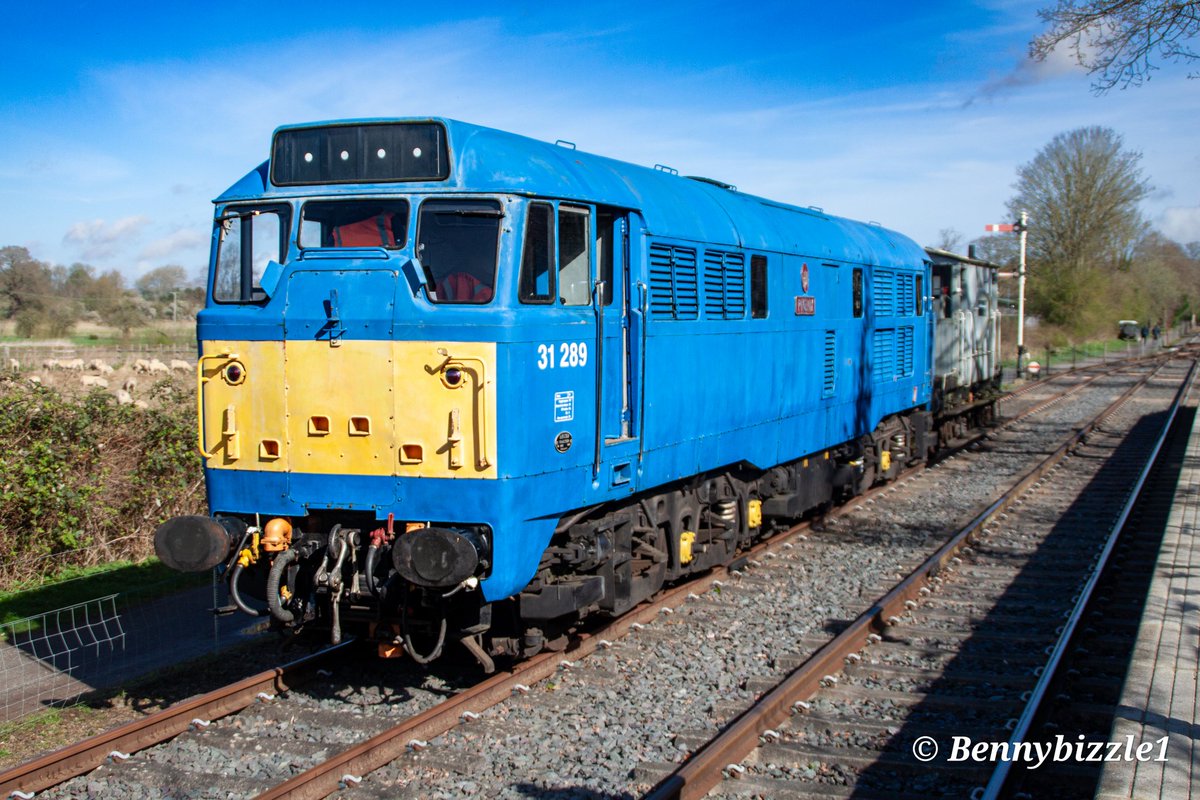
985;211;1029;378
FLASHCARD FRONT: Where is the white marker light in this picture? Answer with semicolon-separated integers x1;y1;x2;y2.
340;150;350;161
377;148;387;159
412;147;423;158
304;153;313;163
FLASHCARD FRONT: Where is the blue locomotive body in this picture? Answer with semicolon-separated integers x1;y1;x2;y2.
156;118;990;666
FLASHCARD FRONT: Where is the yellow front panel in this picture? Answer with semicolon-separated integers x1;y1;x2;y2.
285;340;398;476
391;341;497;479
201;342;287;471
200;339;497;479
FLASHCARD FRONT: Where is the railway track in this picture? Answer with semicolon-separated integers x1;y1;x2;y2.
1;353;1184;799
1002;378;1199;799
644;356;1195;799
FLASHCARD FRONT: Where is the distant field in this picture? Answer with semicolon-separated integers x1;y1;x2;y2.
0;320;196;348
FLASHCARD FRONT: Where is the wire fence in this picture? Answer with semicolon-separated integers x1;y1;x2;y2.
0;577;266;722
0;595;124;721
1005;323;1192;383
1;343;195;369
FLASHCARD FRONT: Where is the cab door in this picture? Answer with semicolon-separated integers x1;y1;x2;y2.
281;268;399;508
595;208;642;489
518;202;643;492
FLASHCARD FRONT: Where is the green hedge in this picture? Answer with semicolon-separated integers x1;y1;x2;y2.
0;376;204;589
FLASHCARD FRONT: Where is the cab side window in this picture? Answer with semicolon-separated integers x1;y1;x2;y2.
519;203;593;307
519;203;554;303
213;206;288;303
558;206;591;306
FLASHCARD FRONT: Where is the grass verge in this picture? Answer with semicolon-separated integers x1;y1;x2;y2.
0;560;209;630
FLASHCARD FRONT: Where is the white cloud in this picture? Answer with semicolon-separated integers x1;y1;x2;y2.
139;227;208;261
4;14;1196;277
1158;207;1200;245
62;216;151;261
967;44;1090;105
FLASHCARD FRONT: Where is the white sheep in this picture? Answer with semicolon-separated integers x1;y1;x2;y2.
97;363;114;375
81;375;109;388
134;399;149;410
62;358;84;371
42;358;58;370
169;359;191;372
147;359;169;374
28;375;41;385
121;377;137;392
116;389;133;405
133;358;151;373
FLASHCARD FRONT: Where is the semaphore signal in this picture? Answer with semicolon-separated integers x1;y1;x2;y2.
985;211;1030;377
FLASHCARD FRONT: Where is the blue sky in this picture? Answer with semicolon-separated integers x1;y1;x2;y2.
2;1;1197;282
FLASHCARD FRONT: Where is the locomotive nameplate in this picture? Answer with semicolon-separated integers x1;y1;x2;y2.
555;431;573;453
794;296;815;315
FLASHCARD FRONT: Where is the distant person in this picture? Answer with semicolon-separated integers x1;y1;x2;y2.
1152;324;1161;341
1141;325;1149;342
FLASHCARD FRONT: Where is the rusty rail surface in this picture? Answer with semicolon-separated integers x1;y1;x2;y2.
254;358;1149;799
978;357;1197;799
0;355;1167;799
642;359;1175;800
0;642;352;798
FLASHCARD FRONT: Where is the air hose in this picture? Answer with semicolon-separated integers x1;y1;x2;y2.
401;584;447;664
227;562;268;617
364;544;381;597
266;548;298;624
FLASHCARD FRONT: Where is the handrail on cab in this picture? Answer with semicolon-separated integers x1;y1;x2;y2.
428;349;491;470
196;353;238;459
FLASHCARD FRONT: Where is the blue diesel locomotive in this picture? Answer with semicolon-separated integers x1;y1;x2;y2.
154;118;1000;669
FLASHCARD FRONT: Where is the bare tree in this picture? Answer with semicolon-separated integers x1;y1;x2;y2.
136;264;189;299
1133;231;1200;325
1008;126;1150;330
933;228;965;253
0;246;73;336
969;234;1020;267
1031;1;1200;92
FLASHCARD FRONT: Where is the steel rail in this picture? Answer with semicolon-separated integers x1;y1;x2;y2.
0;357;1156;799
1000;342;1174;405
270;358;1156;800
1000;370;1103;426
193;359;1156;800
0;641;353;798
977;356;1198;799
641;360;1170;800
255;489;871;800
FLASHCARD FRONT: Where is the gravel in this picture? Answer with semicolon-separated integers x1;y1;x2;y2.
41;365;1182;799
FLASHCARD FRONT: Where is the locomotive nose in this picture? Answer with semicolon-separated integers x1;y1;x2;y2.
392;527;484;588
